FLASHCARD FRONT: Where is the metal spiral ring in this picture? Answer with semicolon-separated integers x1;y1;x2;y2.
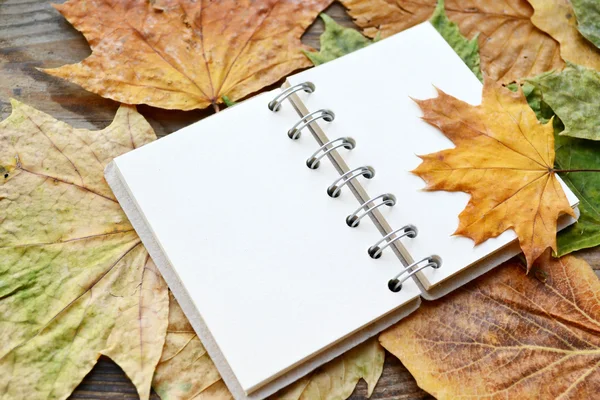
368;225;418;259
327;166;375;198
388;256;442;292
268;82;315;112
288;109;335;140
346;193;396;228
306;137;356;169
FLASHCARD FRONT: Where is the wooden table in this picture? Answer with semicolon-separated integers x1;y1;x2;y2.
2;1;598;399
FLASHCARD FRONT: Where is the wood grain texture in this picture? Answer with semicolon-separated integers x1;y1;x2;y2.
1;1;598;399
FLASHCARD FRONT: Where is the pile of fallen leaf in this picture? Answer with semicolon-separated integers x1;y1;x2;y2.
2;0;600;399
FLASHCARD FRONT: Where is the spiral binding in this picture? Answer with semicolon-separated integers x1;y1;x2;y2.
288;109;335;140
327;166;375;198
269;82;442;292
368;225;417;259
346;194;396;228
388;256;442;292
307;137;355;170
268;82;315;112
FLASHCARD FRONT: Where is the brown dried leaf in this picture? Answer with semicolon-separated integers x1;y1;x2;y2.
380;253;600;399
339;0;564;82
42;0;332;111
528;0;600;70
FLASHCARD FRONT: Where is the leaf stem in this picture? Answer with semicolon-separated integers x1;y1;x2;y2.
212;102;220;113
554;169;600;173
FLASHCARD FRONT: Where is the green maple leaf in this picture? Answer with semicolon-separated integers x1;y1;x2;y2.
527;64;600;140
572;0;600;50
303;13;377;66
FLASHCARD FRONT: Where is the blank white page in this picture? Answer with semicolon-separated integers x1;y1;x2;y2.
111;90;420;393
288;22;578;288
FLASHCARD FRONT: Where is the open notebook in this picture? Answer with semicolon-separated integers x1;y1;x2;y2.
105;22;579;400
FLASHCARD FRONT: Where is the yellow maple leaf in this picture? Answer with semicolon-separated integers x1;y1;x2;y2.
41;0;332;111
380;254;600;399
339;0;564;82
528;0;600;71
412;79;575;269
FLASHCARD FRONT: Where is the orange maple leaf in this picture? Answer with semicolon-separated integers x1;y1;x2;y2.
412;79;575;269
42;0;332;111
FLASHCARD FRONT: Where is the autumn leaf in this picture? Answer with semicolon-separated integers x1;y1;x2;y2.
527;64;600;141
303;14;376;66
271;339;384;400
571;0;600;50
42;0;332;111
429;0;481;81
338;0;564;82
380;253;600;399
0;100;168;399
412;79;575;268
528;0;600;71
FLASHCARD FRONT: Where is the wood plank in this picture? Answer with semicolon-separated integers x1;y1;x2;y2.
1;1;597;399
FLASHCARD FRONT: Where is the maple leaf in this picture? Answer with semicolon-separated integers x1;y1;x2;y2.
338;0;564;83
0;100;168;399
41;0;332;111
303;14;376;66
528;0;600;71
412;79;575;269
527;64;600;141
380;253;600;399
571;0;600;50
